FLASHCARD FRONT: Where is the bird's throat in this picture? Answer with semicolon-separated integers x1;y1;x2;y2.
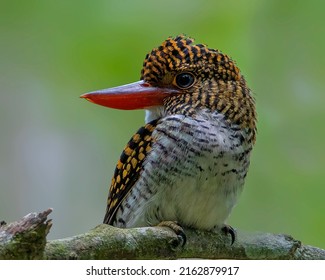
145;106;166;123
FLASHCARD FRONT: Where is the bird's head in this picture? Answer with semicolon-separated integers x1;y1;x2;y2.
81;35;256;129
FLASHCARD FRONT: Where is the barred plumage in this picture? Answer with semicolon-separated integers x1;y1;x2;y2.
103;120;157;225
82;35;257;237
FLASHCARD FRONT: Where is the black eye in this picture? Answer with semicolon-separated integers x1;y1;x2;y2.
175;72;195;89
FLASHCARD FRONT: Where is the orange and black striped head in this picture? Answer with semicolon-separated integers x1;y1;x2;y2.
82;35;256;131
140;35;256;130
141;35;241;85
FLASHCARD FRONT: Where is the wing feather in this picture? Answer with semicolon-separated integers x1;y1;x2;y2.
103;119;158;224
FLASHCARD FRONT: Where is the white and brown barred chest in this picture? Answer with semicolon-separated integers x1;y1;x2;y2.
112;110;254;229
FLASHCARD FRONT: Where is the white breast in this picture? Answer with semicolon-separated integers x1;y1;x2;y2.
125;111;251;230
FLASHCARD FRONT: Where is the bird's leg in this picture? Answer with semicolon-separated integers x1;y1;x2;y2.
221;224;236;245
157;220;186;247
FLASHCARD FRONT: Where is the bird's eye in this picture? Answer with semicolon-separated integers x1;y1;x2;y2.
175;72;195;89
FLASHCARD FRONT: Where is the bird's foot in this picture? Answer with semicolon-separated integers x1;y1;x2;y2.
221;224;236;245
157;220;186;247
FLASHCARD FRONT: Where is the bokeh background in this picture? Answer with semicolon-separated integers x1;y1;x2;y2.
1;0;324;248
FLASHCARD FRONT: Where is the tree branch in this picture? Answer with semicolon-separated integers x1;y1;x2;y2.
1;209;324;259
0;209;52;259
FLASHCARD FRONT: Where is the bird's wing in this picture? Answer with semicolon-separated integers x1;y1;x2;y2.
103;119;158;225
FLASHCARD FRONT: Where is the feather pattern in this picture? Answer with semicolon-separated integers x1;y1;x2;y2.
103;119;158;224
102;35;257;230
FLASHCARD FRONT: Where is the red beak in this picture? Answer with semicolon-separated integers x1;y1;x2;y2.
80;80;180;110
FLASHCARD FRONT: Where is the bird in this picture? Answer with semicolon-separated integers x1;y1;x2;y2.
81;35;257;244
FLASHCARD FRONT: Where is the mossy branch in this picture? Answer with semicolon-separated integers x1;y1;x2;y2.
1;209;324;260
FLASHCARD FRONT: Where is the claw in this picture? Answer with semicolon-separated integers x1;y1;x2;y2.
157;220;186;247
221;225;236;245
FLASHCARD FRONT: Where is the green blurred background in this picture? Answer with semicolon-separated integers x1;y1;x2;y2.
1;0;324;248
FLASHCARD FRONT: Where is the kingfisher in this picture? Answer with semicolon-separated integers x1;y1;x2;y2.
81;35;257;244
